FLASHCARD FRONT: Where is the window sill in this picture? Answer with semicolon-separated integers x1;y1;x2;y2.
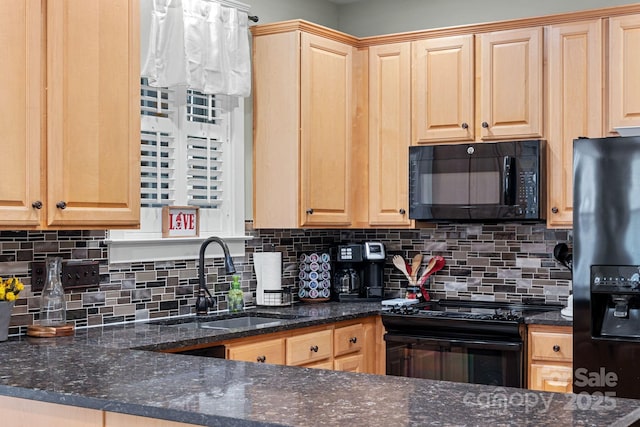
105;235;251;264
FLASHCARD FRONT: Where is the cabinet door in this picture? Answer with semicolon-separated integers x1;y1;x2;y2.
227;337;286;365
334;353;364;373
0;395;102;427
368;43;411;226
106;412;202;427
609;14;640;132
252;31;300;229
46;0;140;228
303;360;334;370
413;35;474;143
529;364;573;393
547;20;603;228
0;0;42;228
300;33;353;226
478;27;543;140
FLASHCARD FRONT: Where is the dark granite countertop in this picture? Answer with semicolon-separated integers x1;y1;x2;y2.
0;301;635;427
525;307;573;327
72;301;383;351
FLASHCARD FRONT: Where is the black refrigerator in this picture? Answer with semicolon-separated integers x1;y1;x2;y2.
573;136;640;398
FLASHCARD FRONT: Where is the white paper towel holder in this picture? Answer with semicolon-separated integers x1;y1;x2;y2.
254;252;291;306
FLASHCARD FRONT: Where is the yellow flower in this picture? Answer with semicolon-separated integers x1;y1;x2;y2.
0;277;23;301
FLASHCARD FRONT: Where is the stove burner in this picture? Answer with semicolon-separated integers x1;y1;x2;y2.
384;299;555;322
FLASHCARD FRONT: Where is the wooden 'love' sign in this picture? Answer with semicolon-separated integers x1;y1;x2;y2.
162;206;200;238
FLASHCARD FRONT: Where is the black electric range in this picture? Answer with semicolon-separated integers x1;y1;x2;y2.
382;299;560;387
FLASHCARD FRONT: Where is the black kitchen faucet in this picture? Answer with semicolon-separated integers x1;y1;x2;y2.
196;237;236;315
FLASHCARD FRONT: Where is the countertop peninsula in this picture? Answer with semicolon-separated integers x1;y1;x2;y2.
0;301;632;427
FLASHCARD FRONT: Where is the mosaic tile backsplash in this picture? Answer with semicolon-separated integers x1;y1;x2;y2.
0;222;572;337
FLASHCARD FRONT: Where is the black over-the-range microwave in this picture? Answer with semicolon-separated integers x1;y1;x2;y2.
409;140;545;222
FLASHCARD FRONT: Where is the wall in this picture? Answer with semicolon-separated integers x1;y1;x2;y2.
336;0;640;37
0;222;571;337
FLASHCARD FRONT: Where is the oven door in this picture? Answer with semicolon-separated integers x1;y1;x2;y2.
385;334;523;388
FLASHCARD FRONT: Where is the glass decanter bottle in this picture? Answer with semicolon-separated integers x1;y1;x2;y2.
40;257;66;326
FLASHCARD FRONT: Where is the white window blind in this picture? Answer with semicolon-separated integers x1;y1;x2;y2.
107;78;247;263
138;78;227;210
141;130;174;207
186;136;223;208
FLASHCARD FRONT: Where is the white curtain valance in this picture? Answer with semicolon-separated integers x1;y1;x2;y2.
141;0;251;97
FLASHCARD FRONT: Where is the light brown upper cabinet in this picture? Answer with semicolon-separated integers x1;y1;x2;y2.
609;14;640;132
412;35;474;143
546;20;603;228
253;26;356;228
0;0;42;228
0;0;140;230
477;27;543;140
368;43;412;226
413;28;542;145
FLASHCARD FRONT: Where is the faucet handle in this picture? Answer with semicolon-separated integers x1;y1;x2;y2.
195;288;216;315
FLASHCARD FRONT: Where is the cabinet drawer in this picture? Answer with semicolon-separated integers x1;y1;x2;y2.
530;331;572;362
334;323;364;357
286;329;332;366
530;363;573;393
227;338;285;365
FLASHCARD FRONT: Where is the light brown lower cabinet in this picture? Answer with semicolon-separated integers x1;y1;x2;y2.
286;329;333;366
226;336;286;365
0;396;201;427
333;353;364;373
528;324;573;393
304;360;335;370
221;316;385;375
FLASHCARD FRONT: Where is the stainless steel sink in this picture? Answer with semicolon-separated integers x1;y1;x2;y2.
195;316;284;329
150;312;303;330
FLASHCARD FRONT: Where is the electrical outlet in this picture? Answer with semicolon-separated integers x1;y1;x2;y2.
31;260;100;292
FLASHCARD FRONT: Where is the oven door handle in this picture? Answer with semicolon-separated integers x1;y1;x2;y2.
385;334;522;352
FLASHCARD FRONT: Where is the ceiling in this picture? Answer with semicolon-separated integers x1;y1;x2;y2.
327;0;363;4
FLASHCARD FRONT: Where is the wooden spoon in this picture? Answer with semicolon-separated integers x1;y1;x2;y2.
392;255;413;283
411;254;423;284
419;256;446;286
416;257;437;285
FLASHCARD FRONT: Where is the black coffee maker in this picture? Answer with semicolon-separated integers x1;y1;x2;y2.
332;242;385;301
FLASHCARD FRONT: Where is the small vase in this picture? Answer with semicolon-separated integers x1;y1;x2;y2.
0;301;14;342
40;257;66;327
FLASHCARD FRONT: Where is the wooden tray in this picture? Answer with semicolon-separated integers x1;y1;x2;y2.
300;297;330;303
27;324;75;338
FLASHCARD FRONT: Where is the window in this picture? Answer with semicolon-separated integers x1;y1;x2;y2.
107;79;246;263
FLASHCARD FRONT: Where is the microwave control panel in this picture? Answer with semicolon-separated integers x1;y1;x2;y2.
517;170;538;216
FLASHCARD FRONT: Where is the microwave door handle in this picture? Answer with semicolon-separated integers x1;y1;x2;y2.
503;156;516;206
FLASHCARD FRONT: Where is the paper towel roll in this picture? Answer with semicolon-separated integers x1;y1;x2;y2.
254;252;282;305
